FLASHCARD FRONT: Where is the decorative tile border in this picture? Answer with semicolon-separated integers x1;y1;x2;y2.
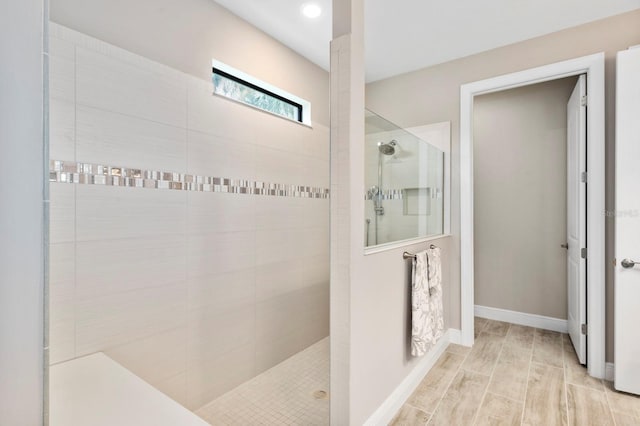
364;189;404;201
50;160;330;199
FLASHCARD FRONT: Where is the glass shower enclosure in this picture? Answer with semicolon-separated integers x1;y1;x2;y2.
364;109;445;247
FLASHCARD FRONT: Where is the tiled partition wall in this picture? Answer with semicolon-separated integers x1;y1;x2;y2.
48;23;330;410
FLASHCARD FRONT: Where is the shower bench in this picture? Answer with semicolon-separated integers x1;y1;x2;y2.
49;353;208;426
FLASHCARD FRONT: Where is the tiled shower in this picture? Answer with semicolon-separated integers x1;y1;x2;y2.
48;21;330;415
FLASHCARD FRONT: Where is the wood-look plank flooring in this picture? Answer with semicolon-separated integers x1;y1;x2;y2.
390;318;640;425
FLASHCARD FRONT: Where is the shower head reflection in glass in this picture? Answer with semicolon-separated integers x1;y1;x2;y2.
372;139;398;218
378;140;397;156
364;108;446;248
366;139;398;245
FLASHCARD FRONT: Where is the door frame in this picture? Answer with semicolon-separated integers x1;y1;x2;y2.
459;53;606;379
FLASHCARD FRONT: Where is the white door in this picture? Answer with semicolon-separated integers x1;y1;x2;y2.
567;74;587;364
615;47;640;395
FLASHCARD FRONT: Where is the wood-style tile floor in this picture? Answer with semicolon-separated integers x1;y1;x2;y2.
390;318;640;425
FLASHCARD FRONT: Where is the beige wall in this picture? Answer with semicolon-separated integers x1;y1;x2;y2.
474;77;577;319
367;10;640;362
352;235;452;423
48;0;330;412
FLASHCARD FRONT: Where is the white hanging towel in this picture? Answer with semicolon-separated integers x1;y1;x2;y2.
411;247;444;357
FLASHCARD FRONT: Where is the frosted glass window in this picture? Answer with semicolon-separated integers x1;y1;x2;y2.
213;68;303;122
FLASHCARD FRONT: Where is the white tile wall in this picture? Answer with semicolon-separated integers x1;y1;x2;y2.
187;344;256;410
49;99;75;161
75;235;188;298
187;269;255;312
255;328;327;375
246;104;321;159
303;125;332;160
156;372;188;405
74;282;188;357
75;185;187;241
254;146;308;185
254;197;311;230
49;34;75;61
187;305;255;364
187;231;256;277
76;47;187;127
48;23;329;413
255;261;305;302
255;228;303;265
186;192;256;234
186;78;255;143
49;242;75;364
306;199;331;229
49;37;75;103
76;105;188;171
186;130;256;179
255;285;328;373
302;227;331;257
105;327;188;387
255;285;327;345
49;183;75;244
304;254;332;287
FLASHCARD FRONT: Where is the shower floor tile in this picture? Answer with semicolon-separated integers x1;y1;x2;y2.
195;337;329;425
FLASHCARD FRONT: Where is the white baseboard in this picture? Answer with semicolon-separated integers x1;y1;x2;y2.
475;305;568;333
605;362;615;382
364;328;460;426
448;328;461;345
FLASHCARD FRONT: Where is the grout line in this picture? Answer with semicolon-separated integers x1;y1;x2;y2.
520;328;537;425
562;331;572;425
478;317;489;334
567;380;606;392
529;359;564;369
469;324;509;426
183;85;191;408
72;41;78;362
425;344;472;424
484;390;523;405
70;101;328;163
403;401;431;417
602;378;619;426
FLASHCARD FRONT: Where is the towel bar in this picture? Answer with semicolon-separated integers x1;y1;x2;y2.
403;244;437;259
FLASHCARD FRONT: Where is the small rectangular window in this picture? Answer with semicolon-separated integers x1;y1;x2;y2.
212;60;310;125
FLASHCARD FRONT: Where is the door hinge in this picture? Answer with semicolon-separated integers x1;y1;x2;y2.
581;172;588;183
581;323;588;335
581;95;587;107
581;247;587;259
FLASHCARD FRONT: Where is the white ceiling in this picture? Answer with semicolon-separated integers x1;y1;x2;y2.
213;0;640;82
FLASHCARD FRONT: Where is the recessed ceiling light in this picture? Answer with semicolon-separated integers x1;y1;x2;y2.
301;3;322;19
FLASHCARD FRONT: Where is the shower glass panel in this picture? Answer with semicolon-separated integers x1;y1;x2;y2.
365;109;444;247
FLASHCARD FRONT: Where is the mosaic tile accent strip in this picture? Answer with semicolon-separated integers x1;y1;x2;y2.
50;160;330;199
364;189;404;201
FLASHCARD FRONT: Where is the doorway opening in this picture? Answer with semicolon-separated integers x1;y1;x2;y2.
472;75;588;360
459;53;606;379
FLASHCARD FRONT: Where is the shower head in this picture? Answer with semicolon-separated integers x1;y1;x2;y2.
378;140;397;155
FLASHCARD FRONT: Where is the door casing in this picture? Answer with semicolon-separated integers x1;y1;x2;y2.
459;53;606;379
